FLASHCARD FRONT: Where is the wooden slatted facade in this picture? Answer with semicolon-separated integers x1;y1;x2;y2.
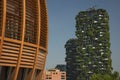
0;0;48;80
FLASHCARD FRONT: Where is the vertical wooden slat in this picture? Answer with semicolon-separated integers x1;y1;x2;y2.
39;0;48;79
0;0;6;58
13;0;26;79
36;0;48;80
44;0;48;51
30;0;41;79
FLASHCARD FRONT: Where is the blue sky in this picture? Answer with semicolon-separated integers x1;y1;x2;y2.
46;0;120;72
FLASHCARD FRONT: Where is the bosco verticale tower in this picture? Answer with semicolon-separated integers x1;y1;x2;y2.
65;8;112;80
0;0;48;80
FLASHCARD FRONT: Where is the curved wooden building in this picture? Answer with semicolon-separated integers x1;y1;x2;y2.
0;0;48;80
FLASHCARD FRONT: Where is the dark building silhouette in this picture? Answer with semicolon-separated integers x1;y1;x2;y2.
55;64;66;71
65;8;112;80
0;0;48;80
65;39;79;80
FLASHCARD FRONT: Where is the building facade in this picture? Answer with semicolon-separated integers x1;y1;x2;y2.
0;0;48;80
42;69;66;80
65;9;112;80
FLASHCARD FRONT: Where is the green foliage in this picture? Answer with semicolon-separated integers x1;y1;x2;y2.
90;74;113;80
90;71;120;80
112;71;120;80
104;74;113;80
90;74;104;80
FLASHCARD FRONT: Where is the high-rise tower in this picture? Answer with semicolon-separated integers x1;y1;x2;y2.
0;0;48;80
65;8;112;80
65;39;79;80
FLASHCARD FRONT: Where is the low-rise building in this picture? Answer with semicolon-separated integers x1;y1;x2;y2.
42;68;66;80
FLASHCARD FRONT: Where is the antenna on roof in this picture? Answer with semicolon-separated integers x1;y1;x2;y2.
87;0;97;11
87;5;96;11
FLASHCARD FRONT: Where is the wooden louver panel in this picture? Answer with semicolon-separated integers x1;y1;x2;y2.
20;45;36;68
24;0;37;44
0;0;2;36
0;41;20;66
40;0;48;48
5;0;22;40
36;49;46;69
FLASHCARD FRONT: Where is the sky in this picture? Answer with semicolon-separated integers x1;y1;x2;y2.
45;0;120;72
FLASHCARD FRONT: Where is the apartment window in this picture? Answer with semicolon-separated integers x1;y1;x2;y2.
46;77;52;80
